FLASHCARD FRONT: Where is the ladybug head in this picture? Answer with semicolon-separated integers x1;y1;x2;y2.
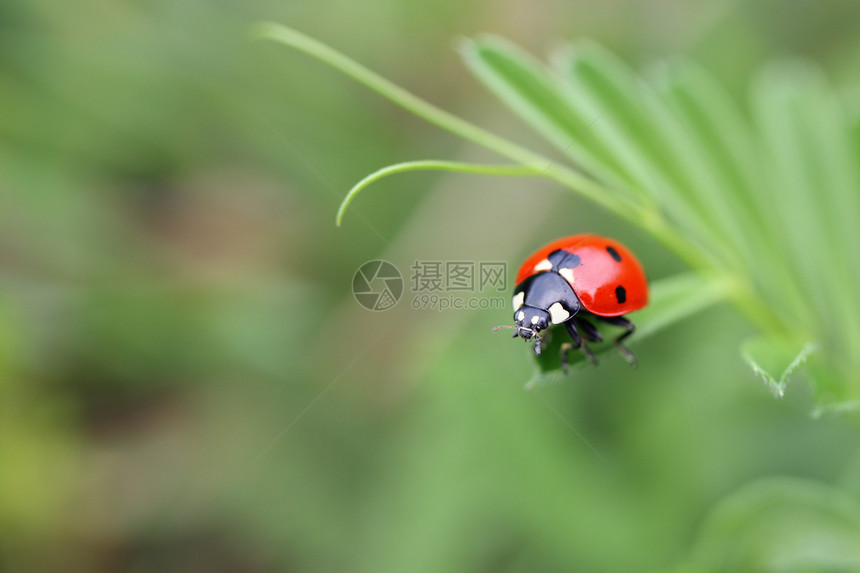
493;304;551;356
513;307;550;355
514;306;550;335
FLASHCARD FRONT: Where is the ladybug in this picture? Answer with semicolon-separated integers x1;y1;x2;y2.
498;234;649;371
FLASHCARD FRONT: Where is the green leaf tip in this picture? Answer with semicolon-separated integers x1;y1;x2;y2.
250;22;309;46
336;160;539;226
250;21;280;40
741;336;818;398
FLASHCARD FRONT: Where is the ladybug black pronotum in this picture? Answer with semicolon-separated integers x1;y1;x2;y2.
497;234;649;371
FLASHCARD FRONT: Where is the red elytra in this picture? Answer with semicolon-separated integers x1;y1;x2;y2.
515;234;648;317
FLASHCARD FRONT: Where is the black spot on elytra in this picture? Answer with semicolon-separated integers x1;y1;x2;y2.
560;252;581;269
606;246;622;262
547;249;567;267
615;285;627;304
548;250;581;270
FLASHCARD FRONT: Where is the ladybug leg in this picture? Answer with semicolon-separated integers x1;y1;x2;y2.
564;320;597;366
560;343;574;374
563;319;582;347
595;315;637;366
560;321;580;374
574;317;604;344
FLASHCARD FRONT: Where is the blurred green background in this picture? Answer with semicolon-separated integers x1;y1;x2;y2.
3;0;860;571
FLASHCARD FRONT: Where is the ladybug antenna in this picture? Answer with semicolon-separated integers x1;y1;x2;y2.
492;324;524;336
492;324;543;347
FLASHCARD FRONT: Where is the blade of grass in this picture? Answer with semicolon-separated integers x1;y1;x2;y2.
788;73;860;363
336;160;540;226
643;67;756;269
752;67;831;333
555;43;682;202
650;62;771;237
459;37;646;205
554;43;733;268
752;63;860;364
649;61;811;332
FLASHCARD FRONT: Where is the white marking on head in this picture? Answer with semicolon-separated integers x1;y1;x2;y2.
533;258;552;273
559;267;575;284
517;310;525;321
548;302;570;324
512;292;525;311
531;315;540;325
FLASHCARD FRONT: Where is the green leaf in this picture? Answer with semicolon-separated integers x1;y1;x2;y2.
649;60;766;225
786;71;860;356
527;273;733;388
650;61;812;332
460;37;639;203
646;62;764;270
555;42;674;200
554;44;732;267
681;477;860;572
751;63;860;353
741;335;818;398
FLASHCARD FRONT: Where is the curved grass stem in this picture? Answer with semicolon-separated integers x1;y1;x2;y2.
255;23;644;225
